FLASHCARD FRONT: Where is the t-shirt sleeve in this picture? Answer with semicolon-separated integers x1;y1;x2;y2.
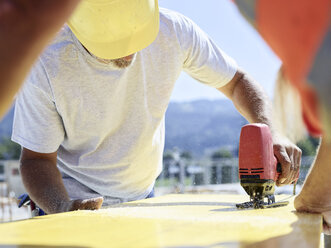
11;59;65;153
176;13;237;88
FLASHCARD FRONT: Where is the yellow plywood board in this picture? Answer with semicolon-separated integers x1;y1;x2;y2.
0;194;322;248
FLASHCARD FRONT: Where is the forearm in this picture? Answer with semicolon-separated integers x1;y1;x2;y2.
219;70;301;185
20;158;70;214
224;71;273;129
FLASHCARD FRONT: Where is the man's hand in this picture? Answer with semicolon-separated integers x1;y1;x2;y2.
294;195;331;235
58;197;104;213
273;135;302;186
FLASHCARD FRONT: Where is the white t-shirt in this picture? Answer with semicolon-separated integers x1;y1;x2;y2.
12;8;237;205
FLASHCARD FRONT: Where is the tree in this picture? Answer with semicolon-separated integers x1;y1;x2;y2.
180;151;193;160
0;138;21;159
211;148;233;160
163;151;174;161
210;148;233;184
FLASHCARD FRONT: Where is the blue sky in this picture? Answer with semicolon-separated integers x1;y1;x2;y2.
159;0;281;102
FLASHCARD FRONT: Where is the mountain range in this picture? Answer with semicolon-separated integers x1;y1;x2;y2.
165;99;247;156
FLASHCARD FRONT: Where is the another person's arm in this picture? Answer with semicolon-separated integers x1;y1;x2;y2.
20;148;103;214
0;0;80;118
294;138;331;234
218;69;302;185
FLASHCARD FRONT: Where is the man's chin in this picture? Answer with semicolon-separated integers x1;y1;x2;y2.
111;59;133;68
111;54;136;69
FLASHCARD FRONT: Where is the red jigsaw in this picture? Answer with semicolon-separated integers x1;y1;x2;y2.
236;123;294;209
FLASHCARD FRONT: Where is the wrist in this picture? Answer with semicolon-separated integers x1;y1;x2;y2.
53;200;72;213
295;194;331;213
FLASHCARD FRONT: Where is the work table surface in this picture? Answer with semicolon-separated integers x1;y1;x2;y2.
0;194;322;247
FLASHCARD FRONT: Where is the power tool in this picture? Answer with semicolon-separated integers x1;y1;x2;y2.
236;123;293;209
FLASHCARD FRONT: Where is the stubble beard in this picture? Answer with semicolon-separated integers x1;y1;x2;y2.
89;51;136;69
110;55;136;68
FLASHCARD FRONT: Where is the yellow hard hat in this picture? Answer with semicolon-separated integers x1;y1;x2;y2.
67;0;159;59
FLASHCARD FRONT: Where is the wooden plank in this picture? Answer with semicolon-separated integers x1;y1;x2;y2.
0;194;322;247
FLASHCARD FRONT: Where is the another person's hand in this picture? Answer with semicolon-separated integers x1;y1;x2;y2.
0;0;80;118
294;195;331;235
58;197;104;213
293;138;331;235
272;135;302;186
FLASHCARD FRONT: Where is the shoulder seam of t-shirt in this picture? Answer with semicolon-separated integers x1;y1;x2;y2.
161;8;220;72
159;8;188;69
38;57;56;102
175;12;198;68
28;77;55;104
160;8;237;88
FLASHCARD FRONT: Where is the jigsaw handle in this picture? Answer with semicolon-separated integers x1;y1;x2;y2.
274;157;281;181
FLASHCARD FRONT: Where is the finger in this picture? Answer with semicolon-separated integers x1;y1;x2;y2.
81;197;104;210
274;144;292;186
286;145;302;184
71;197;104;211
291;170;300;184
294;147;302;181
291;148;302;184
285;148;292;183
286;147;296;184
274;145;291;185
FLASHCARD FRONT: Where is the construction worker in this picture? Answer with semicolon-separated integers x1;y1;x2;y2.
12;0;301;214
0;0;80;119
234;0;331;234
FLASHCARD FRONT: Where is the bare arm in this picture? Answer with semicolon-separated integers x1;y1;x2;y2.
294;138;331;234
0;0;80;118
20;148;103;214
218;69;302;185
219;70;273;125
